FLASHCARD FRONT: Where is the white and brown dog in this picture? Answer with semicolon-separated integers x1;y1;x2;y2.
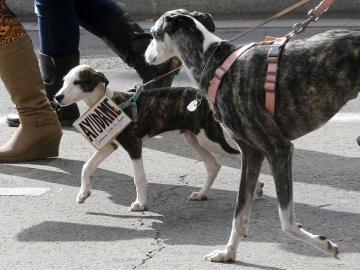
145;9;360;262
54;64;264;211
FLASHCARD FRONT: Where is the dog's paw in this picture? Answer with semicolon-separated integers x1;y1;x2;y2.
130;201;146;212
316;236;339;258
326;240;339;258
76;190;91;204
188;191;208;201
205;248;236;262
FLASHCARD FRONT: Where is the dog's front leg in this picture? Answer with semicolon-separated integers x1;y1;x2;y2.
130;157;148;211
206;141;264;262
182;131;221;200
119;136;147;211
268;143;339;257
77;144;116;204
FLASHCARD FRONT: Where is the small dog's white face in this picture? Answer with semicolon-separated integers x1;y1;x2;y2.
145;9;216;65
54;65;109;107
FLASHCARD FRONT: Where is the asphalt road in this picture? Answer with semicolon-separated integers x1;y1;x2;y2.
0;19;360;270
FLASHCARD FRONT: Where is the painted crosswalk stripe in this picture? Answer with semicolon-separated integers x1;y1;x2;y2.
331;113;360;122
0;188;51;196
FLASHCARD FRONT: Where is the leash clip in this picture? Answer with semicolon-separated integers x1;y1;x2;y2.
187;91;203;112
307;8;320;22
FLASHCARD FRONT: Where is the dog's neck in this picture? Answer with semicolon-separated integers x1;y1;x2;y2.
83;84;114;108
176;38;234;92
172;26;225;90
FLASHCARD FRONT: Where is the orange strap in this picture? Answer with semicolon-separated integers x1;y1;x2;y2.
263;0;334;115
264;37;289;115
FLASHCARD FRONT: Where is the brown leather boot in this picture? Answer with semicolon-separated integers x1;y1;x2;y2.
0;36;62;162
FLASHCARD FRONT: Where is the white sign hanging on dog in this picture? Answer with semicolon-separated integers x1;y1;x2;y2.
73;95;132;150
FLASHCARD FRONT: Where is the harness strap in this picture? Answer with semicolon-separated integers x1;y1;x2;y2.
264;36;289;115
208;43;257;121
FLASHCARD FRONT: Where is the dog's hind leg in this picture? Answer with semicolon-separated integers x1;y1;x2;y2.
77;143;117;204
182;131;221;200
268;143;339;257
205;141;264;262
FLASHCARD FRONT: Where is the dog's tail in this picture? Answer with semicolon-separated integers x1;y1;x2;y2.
198;120;240;158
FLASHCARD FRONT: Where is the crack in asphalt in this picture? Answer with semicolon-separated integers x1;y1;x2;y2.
131;219;165;270
132;174;189;269
151;174;189;208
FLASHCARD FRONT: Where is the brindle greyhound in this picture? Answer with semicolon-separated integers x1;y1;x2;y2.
54;65;265;211
145;9;360;261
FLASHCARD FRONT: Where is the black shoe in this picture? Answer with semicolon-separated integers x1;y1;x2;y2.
6;104;79;128
40;53;80;123
6;113;20;127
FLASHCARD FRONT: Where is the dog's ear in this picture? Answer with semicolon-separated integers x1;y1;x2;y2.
163;12;196;35
78;68;109;92
190;11;216;33
94;71;109;88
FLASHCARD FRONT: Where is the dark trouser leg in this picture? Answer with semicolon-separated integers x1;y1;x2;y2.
74;0;181;88
36;0;80;125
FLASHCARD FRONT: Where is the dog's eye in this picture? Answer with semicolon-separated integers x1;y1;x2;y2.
151;30;161;40
73;80;81;85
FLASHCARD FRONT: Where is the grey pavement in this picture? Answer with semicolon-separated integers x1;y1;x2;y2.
1;18;360;270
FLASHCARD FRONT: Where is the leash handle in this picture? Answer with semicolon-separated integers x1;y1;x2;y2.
287;0;334;37
228;0;311;43
228;0;335;43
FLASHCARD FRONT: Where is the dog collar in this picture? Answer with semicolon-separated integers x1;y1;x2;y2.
118;85;144;129
207;42;257;121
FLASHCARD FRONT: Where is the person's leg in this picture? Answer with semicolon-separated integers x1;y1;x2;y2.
35;0;80;126
74;0;181;88
0;1;62;162
7;0;81;127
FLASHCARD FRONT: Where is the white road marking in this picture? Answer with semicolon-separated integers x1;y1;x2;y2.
0;188;51;196
331;113;360;122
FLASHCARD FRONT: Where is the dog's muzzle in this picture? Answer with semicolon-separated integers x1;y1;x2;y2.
54;94;64;105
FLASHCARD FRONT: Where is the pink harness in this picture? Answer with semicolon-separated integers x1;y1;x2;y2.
207;42;257;121
206;0;334;121
208;0;334;122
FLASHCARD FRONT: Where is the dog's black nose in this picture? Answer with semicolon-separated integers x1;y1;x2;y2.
54;94;64;103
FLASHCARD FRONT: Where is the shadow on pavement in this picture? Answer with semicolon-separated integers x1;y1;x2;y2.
144;132;360;192
230;261;286;270
1;156;358;258
16;221;155;242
